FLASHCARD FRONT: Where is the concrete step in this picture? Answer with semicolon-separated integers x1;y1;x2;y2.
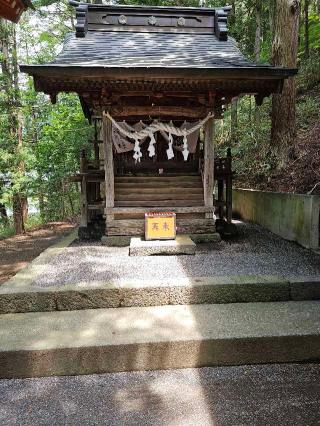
1;275;319;314
1;301;320;378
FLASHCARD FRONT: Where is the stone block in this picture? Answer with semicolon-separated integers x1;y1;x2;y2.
190;233;221;244
129;235;196;256
290;278;320;300
101;235;131;247
1;301;320;378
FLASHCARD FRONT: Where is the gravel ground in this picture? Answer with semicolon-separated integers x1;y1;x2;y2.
31;222;320;288
0;222;75;285
0;364;319;426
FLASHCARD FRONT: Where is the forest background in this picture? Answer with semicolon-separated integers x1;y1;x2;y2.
0;0;319;237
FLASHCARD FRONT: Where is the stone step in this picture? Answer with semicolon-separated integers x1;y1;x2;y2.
1;301;319;378
1;275;319;314
129;235;196;256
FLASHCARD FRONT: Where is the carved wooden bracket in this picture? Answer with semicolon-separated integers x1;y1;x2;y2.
75;3;88;38
214;6;231;41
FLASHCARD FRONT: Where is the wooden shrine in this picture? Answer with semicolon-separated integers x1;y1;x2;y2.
21;3;296;241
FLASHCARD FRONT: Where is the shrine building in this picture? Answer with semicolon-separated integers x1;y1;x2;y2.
21;2;296;243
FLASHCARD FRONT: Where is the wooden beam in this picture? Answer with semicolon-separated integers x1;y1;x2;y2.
107;218;215;236
203;116;215;219
102;113;114;221
110;105;210;119
106;206;214;215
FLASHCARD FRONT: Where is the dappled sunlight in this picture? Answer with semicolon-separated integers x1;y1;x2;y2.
113;370;215;425
18;222;320;292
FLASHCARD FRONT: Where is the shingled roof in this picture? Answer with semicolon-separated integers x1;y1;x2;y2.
52;31;268;69
21;3;295;74
20;2;297;113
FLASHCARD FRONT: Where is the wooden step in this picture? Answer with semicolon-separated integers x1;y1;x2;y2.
115;176;202;184
115;186;203;196
114;200;203;207
107;218;215;236
114;181;203;190
108;206;214;214
115;194;204;202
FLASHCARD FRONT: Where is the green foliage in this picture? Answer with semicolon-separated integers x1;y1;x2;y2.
0;221;15;240
32;93;92;220
297;51;320;91
0;212;45;240
0;2;92;229
299;12;320;55
296;91;320;130
215;96;275;186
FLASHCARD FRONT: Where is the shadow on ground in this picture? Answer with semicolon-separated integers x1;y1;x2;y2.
31;221;320;288
0;364;319;426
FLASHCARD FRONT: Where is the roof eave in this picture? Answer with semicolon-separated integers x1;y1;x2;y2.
20;64;298;80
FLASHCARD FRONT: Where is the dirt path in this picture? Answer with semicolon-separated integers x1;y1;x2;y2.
0;222;75;285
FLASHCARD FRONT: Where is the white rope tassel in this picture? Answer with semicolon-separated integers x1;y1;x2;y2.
148;132;156;157
166;133;174;160
105;111;214;141
133;136;142;162
182;132;189;161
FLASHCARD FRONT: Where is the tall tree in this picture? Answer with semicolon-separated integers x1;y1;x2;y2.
254;0;262;126
270;0;300;165
0;18;27;233
304;0;310;58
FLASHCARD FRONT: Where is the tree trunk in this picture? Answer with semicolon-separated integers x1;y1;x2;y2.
254;0;262;61
229;0;236;24
231;98;238;142
39;193;45;221
68;191;75;217
13;194;25;234
12;25;28;230
304;0;310;58
0;203;9;225
269;0;276;36
254;0;262;126
271;0;300;166
1;19;27;234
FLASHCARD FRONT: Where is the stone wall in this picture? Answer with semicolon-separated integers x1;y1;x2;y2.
233;189;320;249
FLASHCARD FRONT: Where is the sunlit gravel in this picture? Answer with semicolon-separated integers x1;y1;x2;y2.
31;221;320;287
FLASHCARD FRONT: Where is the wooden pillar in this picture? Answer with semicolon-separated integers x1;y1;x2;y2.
226;148;232;224
80;176;88;227
217;179;224;220
80;149;88;227
204;117;214;219
102;113;114;226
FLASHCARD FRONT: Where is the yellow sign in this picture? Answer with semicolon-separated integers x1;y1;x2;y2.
145;212;176;241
